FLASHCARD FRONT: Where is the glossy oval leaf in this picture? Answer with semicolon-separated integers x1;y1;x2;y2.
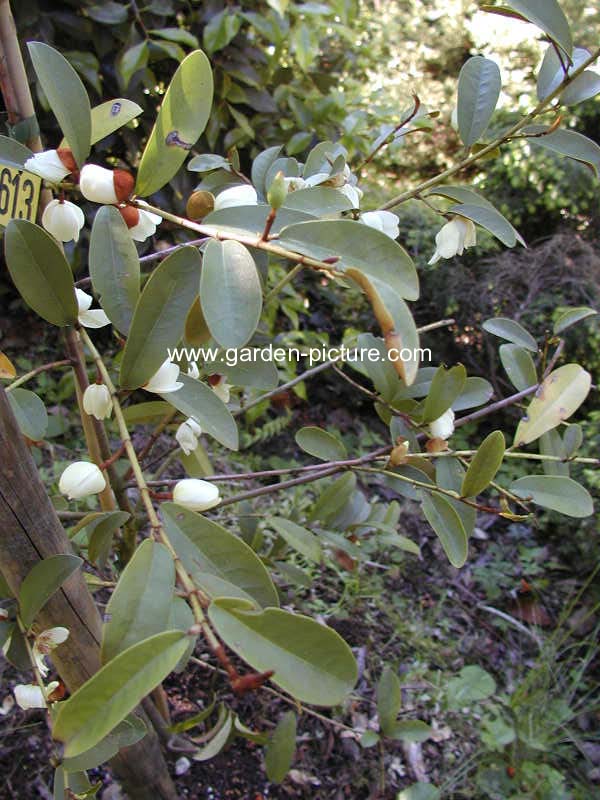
510;475;593;518
268;517;322;563
136;50;214;196
389;720;433;743
553;306;597;334
505;0;572;57
295;426;346;461
101;540;175;663
200;239;262;349
265;711;297;784
452;376;494;412
53;631;189;757
89;205;140;334
450;203;525;248
461;431;505;498
422;364;467;423
203;205;312;237
282;187;353;216
120;246;200;388
499;343;537;391
435;458;476;537
7;388;48;440
162;502;278;608
208;598;357;706
377;666;401;736
514;364;591;446
162;373;238;450
537;46;590;101
19;555;82;628
278;219;419;301
539;429;569;477
457;56;501;147
483;317;537;351
4;220;78;327
420;492;468;568
28;42;91;166
251;145;283;198
522;126;600;177
309;472;357;524
563;423;583;458
560;71;600;106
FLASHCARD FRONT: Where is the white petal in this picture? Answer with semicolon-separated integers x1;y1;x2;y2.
213;184;258;211
78;309;111;328
42;200;85;243
23;150;70;183
187;362;200;380
59;461;106;499
145;359;183;393
14;684;46;710
429;409;455;440
75;288;93;312
186;418;202;436
79;164;118;205
173;479;220;512
83;384;113;420
129;209;160;242
175;422;199;455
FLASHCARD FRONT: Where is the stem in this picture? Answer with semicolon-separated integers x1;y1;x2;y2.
138;238;209;265
264;262;305;303
5;360;72;391
379;47;600;210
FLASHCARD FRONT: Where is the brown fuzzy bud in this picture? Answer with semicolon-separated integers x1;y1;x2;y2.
113;169;135;202
56;147;78;175
186;190;215;220
118;205;140;229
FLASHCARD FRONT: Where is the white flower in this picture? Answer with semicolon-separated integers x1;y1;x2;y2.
283;176;307;192
41;199;85;243
338;182;363;208
145;359;183;394
75;288;111;328
187;362;200;380
32;627;69;678
23;149;72;183
59;461;106;500
14;681;59;709
128;209;162;242
83;383;113;420
173;479;220;512
175;418;202;455
429;408;455;440
209;375;231;404
213;184;258;211
360;210;400;240
79;164;134;205
428;217;476;264
303;172;330;188
0;608;8;621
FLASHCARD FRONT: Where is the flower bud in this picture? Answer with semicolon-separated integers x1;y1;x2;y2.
428;408;455;441
360;210;400;240
213;184;258;211
145;359;183;394
186;190;215;220
23;148;75;183
175;418;202;455
173;479;220;512
59;461;106;500
79;164;134;205
83;383;113;420
41;199;85;243
14;684;46;710
267;171;287;210
428;217;476;264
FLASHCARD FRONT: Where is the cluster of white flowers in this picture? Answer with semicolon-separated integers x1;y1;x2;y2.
24;150;161;244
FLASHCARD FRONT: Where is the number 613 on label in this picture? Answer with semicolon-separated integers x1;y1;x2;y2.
0;165;41;227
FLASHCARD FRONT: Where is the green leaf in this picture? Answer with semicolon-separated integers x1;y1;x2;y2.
279;219;419;300
449;203;525;247
397;783;440;800
0;134;32;168
510;476;593;518
389;720;432;743
461;431;505;498
86;511;130;568
539;429;569;477
514;364;591;446
309;472;357;524
90;98;143;145
87;1;129;24
4;220;78;327
522;126;600;177
64;50;101;95
162;502;278;608
62;715;147;773
499;344;537;391
212;352;279;390
457;56;501;147
28;42;91;166
452;376;494;411
251;145;283;198
421;492;468;568
562;423;582;458
203;204;312;237
208;598;357;706
121;401;172;425
19;554;82;628
118;41;148;89
53;631;189;758
136;50;214;196
560;71;600;106
282;187;353;216
150;27;200;49
504;0;572;57
446;665;496;709
101;541;175;663
168;596;196;672
422;364;467;423
295;426;346;461
203;10;241;55
89;206;140;334
268;517;322;563
483;317;537;351
191;706;234;761
7;388;47;440
53;767;95;800
162;374;238;450
377;666;401;736
435;458;476;537
553;306;597;334
265;711;297;783
120;246;200;388
200;240;262;349
188;153;230;172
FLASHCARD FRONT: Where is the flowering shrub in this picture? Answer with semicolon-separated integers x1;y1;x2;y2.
1;1;599;795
